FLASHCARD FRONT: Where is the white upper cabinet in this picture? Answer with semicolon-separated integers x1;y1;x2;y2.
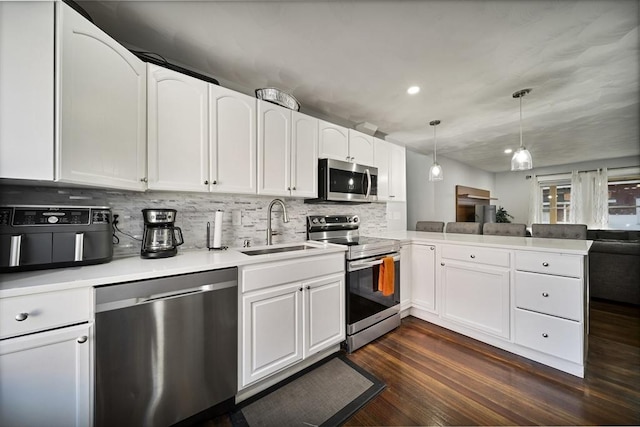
257;101;291;196
209;85;257;194
374;138;406;202
318;120;349;161
258;104;318;198
347;129;374;166
290;111;318;198
373;138;390;201
58;2;147;191
0;2;54;181
389;143;406;201
147;64;209;192
318;121;374;166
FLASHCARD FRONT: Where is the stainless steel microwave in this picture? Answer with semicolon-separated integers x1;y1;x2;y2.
305;158;378;203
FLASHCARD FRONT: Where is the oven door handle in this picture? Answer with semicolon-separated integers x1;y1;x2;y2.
348;254;400;272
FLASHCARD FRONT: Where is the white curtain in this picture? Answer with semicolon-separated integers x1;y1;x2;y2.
570;168;609;228
528;174;542;225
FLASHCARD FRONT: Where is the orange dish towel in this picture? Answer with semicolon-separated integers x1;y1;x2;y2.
378;256;395;296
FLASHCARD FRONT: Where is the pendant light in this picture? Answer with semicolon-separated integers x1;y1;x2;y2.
511;88;533;171
429;120;443;181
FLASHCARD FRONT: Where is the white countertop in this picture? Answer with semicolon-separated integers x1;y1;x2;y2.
365;230;593;255
0;241;346;298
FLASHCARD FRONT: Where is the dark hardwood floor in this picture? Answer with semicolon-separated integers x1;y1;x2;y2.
205;299;640;426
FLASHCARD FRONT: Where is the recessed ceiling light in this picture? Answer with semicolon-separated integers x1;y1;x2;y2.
504;148;513;154
407;86;420;95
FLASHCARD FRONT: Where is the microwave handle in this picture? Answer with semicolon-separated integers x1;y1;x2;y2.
364;168;371;199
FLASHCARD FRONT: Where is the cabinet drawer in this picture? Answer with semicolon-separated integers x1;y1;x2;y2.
241;253;344;293
0;288;91;339
515;251;582;278
514;308;583;363
515;272;583;321
441;245;510;268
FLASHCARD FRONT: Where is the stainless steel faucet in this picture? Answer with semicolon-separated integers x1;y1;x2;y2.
266;199;290;245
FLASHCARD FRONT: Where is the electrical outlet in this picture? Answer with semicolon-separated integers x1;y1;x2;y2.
232;210;242;225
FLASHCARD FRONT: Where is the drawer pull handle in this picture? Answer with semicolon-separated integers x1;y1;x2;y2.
299;287;303;292
430;246;435;251
542;333;549;338
470;254;476;259
542;262;549;267
77;336;88;344
542;292;549;297
441;262;445;266
15;312;28;322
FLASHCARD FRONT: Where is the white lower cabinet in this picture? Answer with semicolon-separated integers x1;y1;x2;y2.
441;260;510;339
242;282;303;386
410;244;436;313
240;254;345;388
0;323;93;427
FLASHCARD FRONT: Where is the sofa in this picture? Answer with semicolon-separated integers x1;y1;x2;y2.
587;229;640;305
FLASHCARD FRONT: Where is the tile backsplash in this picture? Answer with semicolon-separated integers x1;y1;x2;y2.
1;185;387;257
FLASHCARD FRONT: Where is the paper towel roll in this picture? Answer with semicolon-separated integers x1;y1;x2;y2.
213;210;223;249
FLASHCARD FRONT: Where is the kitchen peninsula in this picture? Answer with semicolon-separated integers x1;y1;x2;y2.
370;230;592;378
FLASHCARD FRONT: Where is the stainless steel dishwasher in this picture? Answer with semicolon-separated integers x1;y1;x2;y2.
94;267;237;427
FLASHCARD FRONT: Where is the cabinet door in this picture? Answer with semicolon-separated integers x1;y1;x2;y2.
400;244;412;312
304;273;345;358
411;244;436;313
389;144;406;202
0;2;54;180
58;2;146;191
348;129;374;166
209;85;257;194
0;323;92;427
242;283;302;387
147;64;209;191
373;138;390;201
318;120;349;161
290;111;318;198
441;261;510;339
257;100;291;196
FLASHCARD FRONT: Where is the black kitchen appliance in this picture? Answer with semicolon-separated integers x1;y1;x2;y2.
141;208;183;258
307;215;400;352
0;205;113;272
305;158;378;203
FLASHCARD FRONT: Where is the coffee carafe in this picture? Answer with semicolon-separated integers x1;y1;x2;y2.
141;208;184;258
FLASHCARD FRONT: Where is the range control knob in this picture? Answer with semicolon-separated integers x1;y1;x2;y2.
352;216;359;223
320;218;326;223
312;218;319;224
47;216;59;224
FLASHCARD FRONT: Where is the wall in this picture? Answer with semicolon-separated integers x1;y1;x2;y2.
0;185;388;258
494;156;640;224
405;151;495;230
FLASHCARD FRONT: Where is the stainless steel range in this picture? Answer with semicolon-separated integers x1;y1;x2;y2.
307;215;401;352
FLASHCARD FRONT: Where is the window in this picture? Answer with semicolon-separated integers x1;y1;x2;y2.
608;178;640;230
540;181;571;224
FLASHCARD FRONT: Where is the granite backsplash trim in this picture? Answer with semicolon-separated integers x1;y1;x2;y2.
1;185;387;258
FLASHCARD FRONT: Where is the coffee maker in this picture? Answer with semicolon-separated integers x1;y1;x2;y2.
141;208;184;258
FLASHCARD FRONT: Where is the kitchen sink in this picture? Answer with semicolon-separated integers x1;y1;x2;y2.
240;245;319;256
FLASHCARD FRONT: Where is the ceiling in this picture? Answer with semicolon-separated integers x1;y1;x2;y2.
77;0;640;173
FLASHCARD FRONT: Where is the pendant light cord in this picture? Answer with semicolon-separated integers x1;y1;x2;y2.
519;95;523;149
433;124;437;162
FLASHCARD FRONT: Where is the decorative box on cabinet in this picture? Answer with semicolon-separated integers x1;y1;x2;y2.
257;101;318;197
514;251;586;364
147;64;209;192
